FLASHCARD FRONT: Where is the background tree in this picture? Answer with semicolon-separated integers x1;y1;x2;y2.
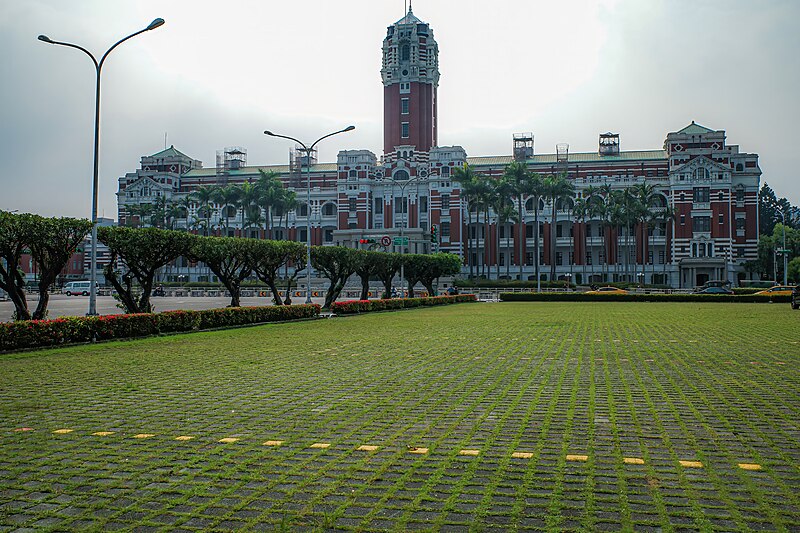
99;227;195;313
403;253;462;297
190;185;217;236
0;211;32;320
257;170;283;239
189;236;254;307
213;185;242;236
504;161;532;280
26;215;93;320
452;164;479;280
542;173;575;282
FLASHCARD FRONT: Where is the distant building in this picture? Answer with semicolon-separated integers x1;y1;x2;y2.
117;7;761;288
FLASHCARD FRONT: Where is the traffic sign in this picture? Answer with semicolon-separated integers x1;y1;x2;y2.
380;235;392;247
393;237;409;246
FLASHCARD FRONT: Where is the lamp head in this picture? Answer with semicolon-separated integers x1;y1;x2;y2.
344;125;355;132
264;130;275;136
146;18;165;30
38;35;54;44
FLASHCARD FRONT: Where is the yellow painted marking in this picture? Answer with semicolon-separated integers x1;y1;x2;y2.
408;447;428;454
175;436;195;441
512;452;533;459
459;449;480;456
623;457;645;465
92;431;114;436
679;460;703;468
566;454;589;462
218;437;240;443
738;463;762;471
52;429;73;434
14;428;34;432
357;445;379;451
133;434;155;439
310;442;330;449
263;440;283;446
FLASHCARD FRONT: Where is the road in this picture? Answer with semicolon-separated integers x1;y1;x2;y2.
0;293;330;322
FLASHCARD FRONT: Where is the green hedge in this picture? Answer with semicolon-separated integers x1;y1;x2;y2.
499;292;791;304
0;304;320;352
331;294;477;314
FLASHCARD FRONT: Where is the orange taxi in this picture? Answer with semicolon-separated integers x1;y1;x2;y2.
585;286;629;295
754;285;795;296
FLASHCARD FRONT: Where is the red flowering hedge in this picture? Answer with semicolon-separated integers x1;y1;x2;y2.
331;294;477;315
0;304;320;352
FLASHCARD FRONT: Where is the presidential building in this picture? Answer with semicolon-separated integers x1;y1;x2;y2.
117;6;761;288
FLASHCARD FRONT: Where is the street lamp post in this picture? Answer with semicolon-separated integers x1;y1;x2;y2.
39;18;165;316
780;210;788;286
390;175;421;298
264;126;355;304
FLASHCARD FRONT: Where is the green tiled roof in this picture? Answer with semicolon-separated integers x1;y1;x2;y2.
183;163;338;178
675;121;715;135
467;150;666;167
148;145;191;159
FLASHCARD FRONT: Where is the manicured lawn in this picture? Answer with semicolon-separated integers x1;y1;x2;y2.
1;302;799;531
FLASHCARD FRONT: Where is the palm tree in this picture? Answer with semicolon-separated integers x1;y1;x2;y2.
497;203;520;280
658;204;676;285
473;176;495;278
126;203;153;228
504;161;532;280
213;185;242;236
492;176;516;280
633;183;658;284
238;182;262;236
190;185;217;236
274;189;299;241
453;164;479;280
542;173;575;282
257;170;283;239
572;197;589;285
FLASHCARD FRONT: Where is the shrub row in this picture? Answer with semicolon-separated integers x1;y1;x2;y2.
331;294;477;315
499;292;791;304
0;304;320;352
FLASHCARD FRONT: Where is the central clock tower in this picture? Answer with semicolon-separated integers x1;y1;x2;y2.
381;6;440;157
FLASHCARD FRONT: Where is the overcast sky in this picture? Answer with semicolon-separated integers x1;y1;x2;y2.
2;0;798;220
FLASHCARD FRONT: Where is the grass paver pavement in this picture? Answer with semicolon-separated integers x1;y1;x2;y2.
1;302;799;530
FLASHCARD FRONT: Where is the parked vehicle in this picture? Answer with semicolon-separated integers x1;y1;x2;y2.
62;281;97;296
754;285;795;296
792;285;799;310
694;286;733;295
585;286;629;295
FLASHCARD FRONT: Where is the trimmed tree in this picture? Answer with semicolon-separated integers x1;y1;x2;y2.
189;236;255;307
311;246;359;308
26;216;93;320
0;211;32;320
99;227;195;314
250;239;306;305
403;253;462;297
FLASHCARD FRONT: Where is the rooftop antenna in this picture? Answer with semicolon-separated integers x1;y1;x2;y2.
164;132;168;150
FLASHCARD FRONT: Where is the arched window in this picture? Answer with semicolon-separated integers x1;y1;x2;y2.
321;203;336;216
298;203;309;217
348;169;357;179
393;169;410;181
400;44;410;61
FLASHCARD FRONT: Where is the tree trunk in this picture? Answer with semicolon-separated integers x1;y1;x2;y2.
550;203;557;282
268;279;284;305
5;285;30;321
222;279;240;307
518;196;524;280
534;202;540;285
359;274;370;300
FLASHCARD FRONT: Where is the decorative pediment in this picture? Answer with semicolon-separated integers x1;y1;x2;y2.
672;155;729;174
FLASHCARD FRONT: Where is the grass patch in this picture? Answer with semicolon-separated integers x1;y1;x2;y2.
1;303;799;530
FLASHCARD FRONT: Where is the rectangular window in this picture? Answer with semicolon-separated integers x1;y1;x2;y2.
401;98;409;114
324;229;334;243
441;194;450;210
526;252;534;265
659;250;665;264
525;225;533;238
648;250;653;264
692;216;711;232
680;214;686;225
556;225;563;238
394;197;408;214
348;198;357;212
736;217;746;230
441;221;450;237
299;229;308;243
718;213;724;225
419;196;428;212
374;198;383;215
401;122;409;138
693;187;710;203
585;252;592;265
556;252;563;265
